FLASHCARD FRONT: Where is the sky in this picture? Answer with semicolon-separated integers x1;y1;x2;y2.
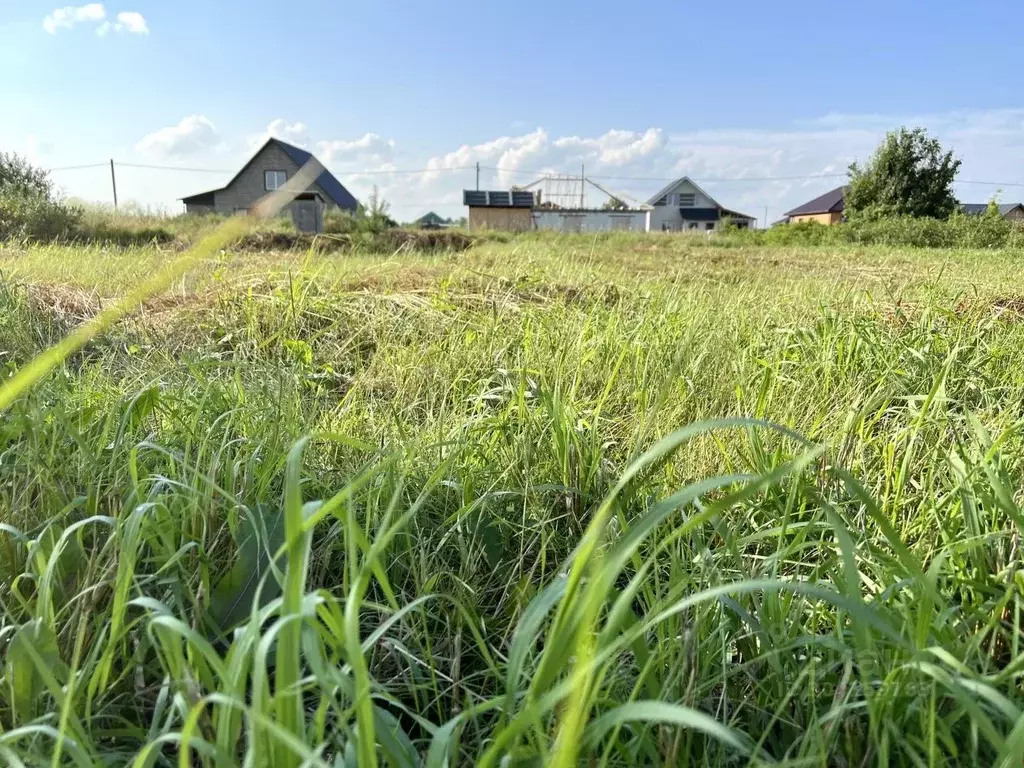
2;0;1024;223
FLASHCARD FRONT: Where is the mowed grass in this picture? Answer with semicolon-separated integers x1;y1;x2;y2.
3;232;1024;765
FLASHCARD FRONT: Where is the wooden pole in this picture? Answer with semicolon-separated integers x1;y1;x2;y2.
110;159;118;209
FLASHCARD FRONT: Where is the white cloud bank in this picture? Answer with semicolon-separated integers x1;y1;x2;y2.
135;115;219;158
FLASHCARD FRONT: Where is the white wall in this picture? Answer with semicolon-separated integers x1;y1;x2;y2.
531;210;650;232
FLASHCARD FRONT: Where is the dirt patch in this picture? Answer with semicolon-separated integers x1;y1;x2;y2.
990;296;1024;315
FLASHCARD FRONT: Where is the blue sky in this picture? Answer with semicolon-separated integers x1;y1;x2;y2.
2;0;1024;221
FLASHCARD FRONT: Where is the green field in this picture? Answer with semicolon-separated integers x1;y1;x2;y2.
3;232;1024;766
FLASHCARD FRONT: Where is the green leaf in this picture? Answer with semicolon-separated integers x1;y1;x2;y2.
6;619;61;723
208;503;285;632
583;701;757;757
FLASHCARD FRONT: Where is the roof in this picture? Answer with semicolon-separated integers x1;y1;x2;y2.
784;186;846;217
721;208;756;222
961;203;1024;217
646;176;720;207
181;190;216;206
463;190;535;208
180;138;359;210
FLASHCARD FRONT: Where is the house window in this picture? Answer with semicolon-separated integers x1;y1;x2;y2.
687;223;699;230
680;193;696;207
265;170;287;191
705;222;715;230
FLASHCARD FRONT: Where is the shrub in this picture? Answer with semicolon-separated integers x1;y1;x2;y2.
0;192;82;242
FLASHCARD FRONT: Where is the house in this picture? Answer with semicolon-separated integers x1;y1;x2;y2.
181;138;358;233
784;186;846;225
960;203;1024;221
463;189;651;232
414;211;450;229
647;177;756;231
463;190;537;231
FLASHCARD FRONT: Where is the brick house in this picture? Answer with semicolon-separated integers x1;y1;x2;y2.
784;186;846;225
181;138;358;232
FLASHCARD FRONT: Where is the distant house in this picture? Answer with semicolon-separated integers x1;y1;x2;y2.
647;177;755;231
415;211;450;229
181;138;358;233
960;203;1024;221
784;186;846;225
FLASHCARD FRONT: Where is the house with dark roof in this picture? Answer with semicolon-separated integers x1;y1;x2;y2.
414;211;450;229
181;138;358;233
960;203;1024;221
784;186;847;225
646;177;755;231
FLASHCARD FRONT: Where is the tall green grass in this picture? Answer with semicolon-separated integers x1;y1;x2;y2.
2;236;1024;764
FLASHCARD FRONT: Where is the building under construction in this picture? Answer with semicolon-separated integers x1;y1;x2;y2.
463;173;651;233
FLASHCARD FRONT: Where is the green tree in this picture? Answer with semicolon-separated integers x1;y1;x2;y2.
0;152;53;200
602;196;628;210
846;127;961;219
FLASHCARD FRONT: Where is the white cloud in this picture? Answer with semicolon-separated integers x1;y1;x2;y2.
135;115;219;158
96;11;148;35
249;119;310;149
317;133;396;167
43;3;105;34
113;11;147;33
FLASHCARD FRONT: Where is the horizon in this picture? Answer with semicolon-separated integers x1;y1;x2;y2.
4;0;1023;222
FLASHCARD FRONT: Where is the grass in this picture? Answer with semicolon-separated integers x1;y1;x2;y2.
2;230;1024;764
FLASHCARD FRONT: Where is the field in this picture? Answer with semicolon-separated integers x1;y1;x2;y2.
3;231;1024;765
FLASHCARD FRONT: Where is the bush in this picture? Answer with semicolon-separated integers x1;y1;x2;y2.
718;212;1024;250
0;192;82;242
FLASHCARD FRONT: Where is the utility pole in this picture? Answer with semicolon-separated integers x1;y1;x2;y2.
110;159;118;209
580;164;585;208
475;162;480;191
764;206;768;229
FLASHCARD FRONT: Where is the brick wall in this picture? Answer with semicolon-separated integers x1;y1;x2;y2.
213;144;336;214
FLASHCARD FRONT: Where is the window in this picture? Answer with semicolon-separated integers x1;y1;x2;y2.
705;222;715;230
680;193;696;207
265;170;287;191
687;223;699;230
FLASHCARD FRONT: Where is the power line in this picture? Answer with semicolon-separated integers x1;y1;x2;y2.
47;163;109;172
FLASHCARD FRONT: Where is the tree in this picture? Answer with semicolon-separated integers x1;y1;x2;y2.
602;196;628;211
846;127;961;219
0;152;52;200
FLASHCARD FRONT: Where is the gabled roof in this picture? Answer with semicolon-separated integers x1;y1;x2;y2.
180;138;358;210
646;176;720;207
961;203;1024;217
785;186;846;217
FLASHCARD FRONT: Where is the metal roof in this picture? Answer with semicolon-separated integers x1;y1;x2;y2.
179;138;359;211
784;186;846;217
269;140;357;210
463;190;535;208
961;203;1024;217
